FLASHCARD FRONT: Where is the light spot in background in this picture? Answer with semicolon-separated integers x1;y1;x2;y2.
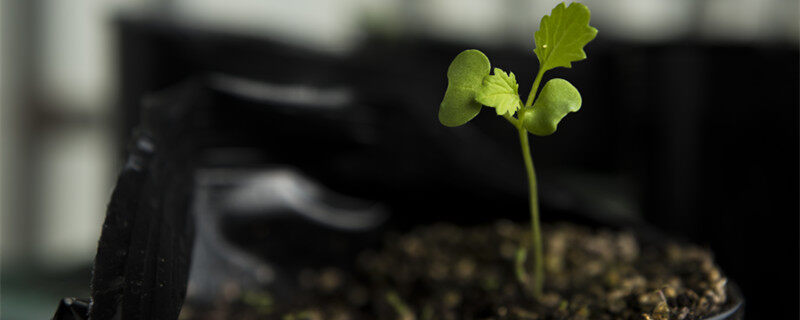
170;0;364;54
412;0;506;44
34;126;113;268
588;0;694;42
39;0;115;113
1;0;22;264
700;0;799;42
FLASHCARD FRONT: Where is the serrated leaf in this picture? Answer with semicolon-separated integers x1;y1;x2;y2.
523;78;581;136
439;50;491;127
533;2;597;73
476;68;523;117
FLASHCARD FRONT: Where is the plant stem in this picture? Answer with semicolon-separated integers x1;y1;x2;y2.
515;64;547;298
386;291;416;320
524;67;547;107
503;113;520;127
517;124;544;298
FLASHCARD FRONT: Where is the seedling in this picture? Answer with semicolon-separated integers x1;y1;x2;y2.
438;2;597;298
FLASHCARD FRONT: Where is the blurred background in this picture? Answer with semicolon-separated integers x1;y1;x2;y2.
1;0;798;319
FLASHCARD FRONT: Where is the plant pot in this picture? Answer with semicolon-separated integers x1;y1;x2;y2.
53;80;744;320
177;166;744;320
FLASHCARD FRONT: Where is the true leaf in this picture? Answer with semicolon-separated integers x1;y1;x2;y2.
439;49;491;127
476;68;523;117
533;2;597;73
523;78;581;136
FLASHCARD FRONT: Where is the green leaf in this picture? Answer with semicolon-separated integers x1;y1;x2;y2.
476;68;523;117
439;49;491;127
533;2;597;73
523;78;581;136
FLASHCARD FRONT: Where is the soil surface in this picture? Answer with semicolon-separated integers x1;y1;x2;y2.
181;222;732;320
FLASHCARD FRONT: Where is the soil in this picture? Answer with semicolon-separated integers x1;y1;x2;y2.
181;221;733;320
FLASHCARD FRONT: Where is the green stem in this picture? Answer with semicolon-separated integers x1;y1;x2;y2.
386;291;416;320
502;113;520;127
524;67;547;107
517;123;544;298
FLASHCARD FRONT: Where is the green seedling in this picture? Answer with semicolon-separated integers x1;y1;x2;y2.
386;291;416;320
438;2;597;298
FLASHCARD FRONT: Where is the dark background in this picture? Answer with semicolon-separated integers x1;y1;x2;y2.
115;19;799;319
2;1;797;319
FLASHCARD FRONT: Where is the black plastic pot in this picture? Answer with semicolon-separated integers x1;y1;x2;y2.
186;164;746;319
53;79;743;319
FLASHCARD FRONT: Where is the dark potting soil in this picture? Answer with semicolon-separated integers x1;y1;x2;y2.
181;222;732;320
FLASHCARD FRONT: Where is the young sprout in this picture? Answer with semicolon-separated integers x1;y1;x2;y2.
438;2;597;298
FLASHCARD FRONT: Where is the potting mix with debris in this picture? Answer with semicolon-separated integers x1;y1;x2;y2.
180;222;732;320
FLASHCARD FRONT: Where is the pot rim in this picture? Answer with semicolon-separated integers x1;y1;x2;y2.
704;281;744;320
